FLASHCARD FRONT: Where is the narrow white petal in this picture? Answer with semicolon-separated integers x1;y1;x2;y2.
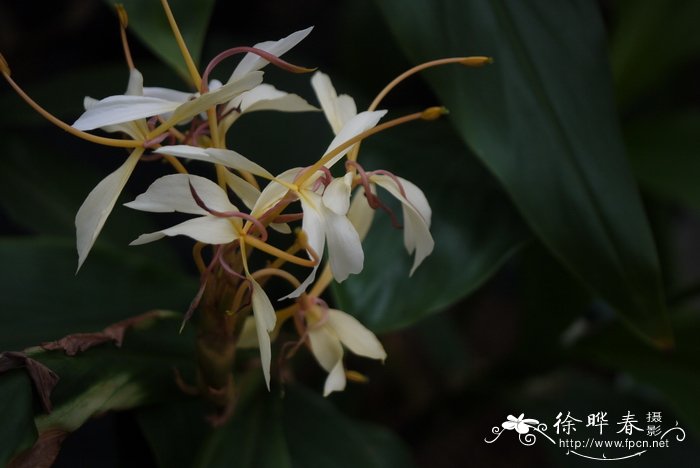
250;278;276;389
308;327;343;372
347;187;375;241
327;309;386;361
322;173;352;215
250;168;300;218
225;84;317;114
236;316;258;349
125;174;236;214
371;175;434;274
323;360;347;397
73;95;180;131
398;177;432;226
125;68;144;96
130;216;237;245
142;86;193;103
270;223;292;234
84;96;148;139
76;151;140;270
310;71;357;134
223;170;261;210
230;27;313;80
322;110;387;168
168;71;263;125
206;148;274;178
324;209;364;282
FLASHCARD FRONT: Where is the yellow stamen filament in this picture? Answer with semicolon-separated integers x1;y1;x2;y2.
1;71;143;148
243;235;317;268
192;242;207;274
160;0;202;88
251;268;301;289
162;154;188;174
297;109;438;187
309;266;333;297
116;4;135;70
0;53;10;76
369;56;491;112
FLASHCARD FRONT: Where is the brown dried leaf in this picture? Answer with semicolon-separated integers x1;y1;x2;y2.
8;429;68;468
0;352;59;412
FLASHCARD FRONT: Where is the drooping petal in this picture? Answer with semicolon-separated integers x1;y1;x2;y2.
371;175;434;275
324;208;363;282
249;277;276;389
347;187;375;241
310;71;357;134
322;110;387;168
230;27;313;81
322;173;352;215
236;316;258;349
73;95;180;131
307;326;345;396
125;174;237;214
326;309;386;361
129;216;237;246
75;150;140;270
153;145;273;179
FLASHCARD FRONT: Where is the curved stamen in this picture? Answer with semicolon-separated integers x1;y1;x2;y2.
368;169;407;199
201;46;316;93
115;4;135;70
215;245;245;280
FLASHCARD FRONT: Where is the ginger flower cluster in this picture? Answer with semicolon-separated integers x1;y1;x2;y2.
0;2;489;413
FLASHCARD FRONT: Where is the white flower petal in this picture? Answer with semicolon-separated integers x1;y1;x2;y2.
230;27;313;81
225;84;317;115
322;110;387;168
73;95;180;131
323;360;347;397
250;168;300;218
327;309;386;361
371;175;434;275
129;216;237;245
310;71;357;134
76;151;140;270
206;148;274;178
347;187;375;241
83;96;148;139
167;71;264;125
142;86;194;103
125;174;237;215
236;316;258;348
399;177;432;226
324;209;363;282
270;223;292;234
308;326;343;372
322;173;352;215
250;277;276;390
125;68;144;96
223;170;261;210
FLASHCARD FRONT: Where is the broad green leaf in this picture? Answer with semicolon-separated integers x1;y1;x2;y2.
376;0;671;343
0;237;195;351
333;121;527;332
0;371;37;466
194;385;415;468
625;112;700;211
574;309;700;435
2;312;194;465
106;0;216;83
611;0;700;109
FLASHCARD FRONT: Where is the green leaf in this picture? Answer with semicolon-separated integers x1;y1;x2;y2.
611;0;700;108
194;385;415;468
107;0;216;83
333;121;527;332
0;237;195;351
0;371;37;466
1;312;193;465
625;112;700;211
376;0;671;343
